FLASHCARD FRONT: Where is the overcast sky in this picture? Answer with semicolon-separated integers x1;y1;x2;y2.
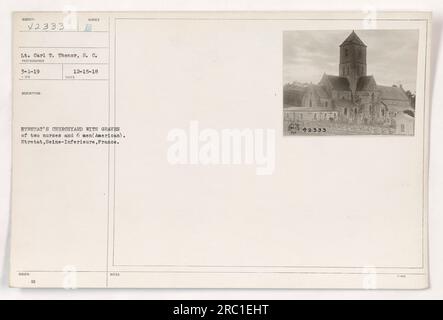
283;30;419;93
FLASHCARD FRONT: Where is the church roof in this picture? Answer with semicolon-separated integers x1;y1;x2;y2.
323;75;351;91
340;31;367;47
395;111;414;120
356;75;377;91
310;84;329;99
378;85;409;101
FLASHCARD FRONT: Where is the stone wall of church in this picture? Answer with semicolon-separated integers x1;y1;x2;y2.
301;87;334;109
332;90;352;100
337;99;391;126
302;91;321;108
356;91;380;104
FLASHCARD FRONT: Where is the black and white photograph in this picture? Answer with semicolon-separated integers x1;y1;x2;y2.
283;30;419;135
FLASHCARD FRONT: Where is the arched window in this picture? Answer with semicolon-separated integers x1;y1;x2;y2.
309;99;312;108
325;101;328;108
344;108;347;116
345;48;349;57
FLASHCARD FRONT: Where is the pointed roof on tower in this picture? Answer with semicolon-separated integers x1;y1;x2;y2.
340;31;367;47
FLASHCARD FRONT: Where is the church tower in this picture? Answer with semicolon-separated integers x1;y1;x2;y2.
339;31;367;95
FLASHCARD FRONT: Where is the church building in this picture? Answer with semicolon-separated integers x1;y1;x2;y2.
284;31;414;134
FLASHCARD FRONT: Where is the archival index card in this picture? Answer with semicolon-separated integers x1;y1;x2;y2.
10;11;431;288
